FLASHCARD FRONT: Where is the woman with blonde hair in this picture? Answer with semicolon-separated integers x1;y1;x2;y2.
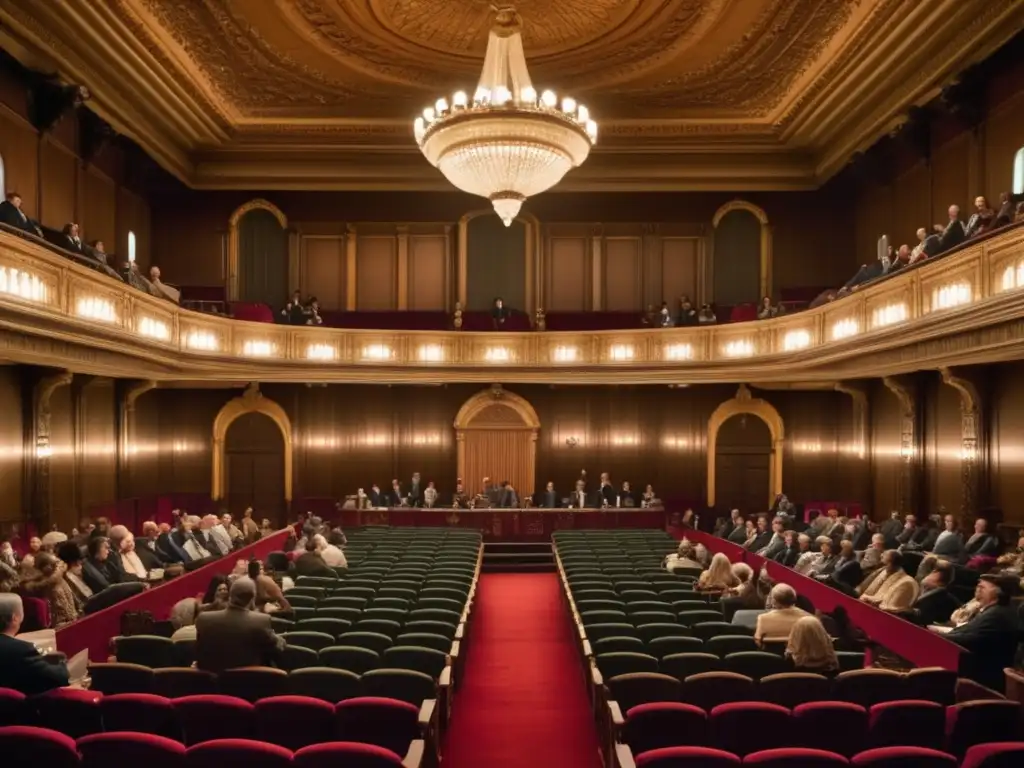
697;552;740;591
785;615;839;674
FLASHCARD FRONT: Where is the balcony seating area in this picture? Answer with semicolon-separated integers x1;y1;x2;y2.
552;529;1023;768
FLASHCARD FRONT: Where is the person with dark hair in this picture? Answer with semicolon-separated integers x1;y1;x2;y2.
19;552;79;627
491;296;508;329
940;576;1019;690
0;192;42;235
858;550;918;612
295;539;336;578
246;560;290;613
82;536;113;593
202;575;230;611
908;563;960;626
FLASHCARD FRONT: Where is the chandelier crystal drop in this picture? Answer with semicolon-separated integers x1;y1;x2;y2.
413;6;596;226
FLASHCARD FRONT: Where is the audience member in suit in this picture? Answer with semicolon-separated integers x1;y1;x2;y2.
491;297;509;329
746;516;773;552
368;484;387;507
931;514;965;560
0;594;70;694
879;511;903;548
159;523;191;564
858;550;919;612
727;515;749;545
940;576;1020;691
195;578;285;674
773;530;801;567
806;538;839;578
0;192;42;236
619;481;636;507
938;205;966;252
537;481;560;509
138;522;178;567
61;222;83;253
850;519;874;551
203;515;233;555
895;515;920;547
995;191;1024;227
81;536;115;593
598;473;616;507
408;473;423;507
907;563;961;626
294;540;337;579
498;481;520;508
961;517;1000;562
903;515;940;552
965;195;996;239
758;518;788;560
569;480;589;509
828;541;863;593
754;584;811;646
859;533;887;574
388;479;404;507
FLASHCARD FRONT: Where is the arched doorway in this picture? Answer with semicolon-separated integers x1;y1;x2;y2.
712;200;772;305
454;385;539;499
707;385;784;511
212;384;293;523
227;199;289;305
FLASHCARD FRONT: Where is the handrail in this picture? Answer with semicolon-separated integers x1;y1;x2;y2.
1;221;1023;371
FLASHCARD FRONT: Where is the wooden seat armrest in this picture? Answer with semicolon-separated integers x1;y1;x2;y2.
402;739;426;768
439;666;452;687
582;639;593;658
578;624;587;640
591;665;604;687
455;623;465;640
615;743;637;768
450;640;460;659
418;698;437;730
608;700;625;727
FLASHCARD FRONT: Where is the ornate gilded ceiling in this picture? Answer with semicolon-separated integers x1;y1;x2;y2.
0;0;1021;190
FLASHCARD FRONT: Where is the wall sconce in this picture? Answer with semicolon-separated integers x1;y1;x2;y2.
565;436;579;448
35;436;52;459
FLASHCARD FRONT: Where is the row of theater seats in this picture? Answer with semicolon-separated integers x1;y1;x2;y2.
0;726;420;768
614;698;1021;763
0;688;427;756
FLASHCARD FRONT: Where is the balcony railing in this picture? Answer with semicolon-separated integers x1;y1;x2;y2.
1;223;1023;371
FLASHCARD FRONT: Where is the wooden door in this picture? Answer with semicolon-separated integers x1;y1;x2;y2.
225;412;286;523
715;414;773;515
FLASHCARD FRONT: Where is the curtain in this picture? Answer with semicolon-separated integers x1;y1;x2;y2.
463;430;534;499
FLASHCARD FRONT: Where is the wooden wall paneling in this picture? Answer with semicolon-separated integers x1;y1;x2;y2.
82;168;117;250
545;233;588;311
116;187;152;268
893;163;931;248
39;140;76;228
79;380;117;513
603;236;642;311
0;368;24;520
983;91;1024;198
988;361;1024;525
356;235;398;310
48;385;76;532
930;134;970;226
922;373;967;516
409;234;447;310
0;111;39;216
870;379;902;517
300;235;346;310
769;390;851;504
661;238;700;305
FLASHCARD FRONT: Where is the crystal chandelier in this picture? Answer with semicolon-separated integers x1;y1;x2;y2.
414;6;597;226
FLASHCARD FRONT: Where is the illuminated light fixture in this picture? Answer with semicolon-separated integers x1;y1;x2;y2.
362;343;393;361
411;433;442;446
610;434;639;446
932;282;972;311
242;340;273;357
796;440;823;453
362;434;389;446
831;318;859;340
552;345;578;363
1001;262;1024;291
414;7;595;226
662;436;690;449
0;266;46;302
76;296;116;323
185;330;219;351
138;316;170;341
306;343;336;361
872;302;907;328
783;330;811;351
35;436;52;459
418;344;445;362
484;346;511;363
723;339;755;358
664;343;693;361
609;344;634;361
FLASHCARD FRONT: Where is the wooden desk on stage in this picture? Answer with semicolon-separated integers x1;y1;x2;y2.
337;507;668;540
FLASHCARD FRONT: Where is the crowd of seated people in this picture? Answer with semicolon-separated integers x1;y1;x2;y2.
0;190;179;304
710;503;1022;690
0;509;272;630
278;290;323;326
644;297;718;328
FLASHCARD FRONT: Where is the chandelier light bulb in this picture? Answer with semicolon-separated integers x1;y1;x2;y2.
561;97;577;114
435;98;449;114
423;106;435;122
413;118;425;141
453;91;468;107
586;120;598;141
577;105;589;123
474;86;490;103
493;85;511;105
520;86;537;104
540;89;557;107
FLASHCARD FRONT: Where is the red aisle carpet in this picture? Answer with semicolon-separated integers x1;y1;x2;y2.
444;574;603;768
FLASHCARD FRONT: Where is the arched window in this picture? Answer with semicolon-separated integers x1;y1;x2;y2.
1014;147;1024;195
127;231;136;263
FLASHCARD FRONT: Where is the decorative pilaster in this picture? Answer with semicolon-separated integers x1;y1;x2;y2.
345;224;357;310
883;376;918;514
591;228;603;311
32;370;73;526
396;225;410;310
118;380;156;496
939;367;985;519
834;381;870;459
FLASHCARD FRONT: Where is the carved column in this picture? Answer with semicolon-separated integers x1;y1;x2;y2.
835;381;871;504
345;224;357;311
118;380;156;498
31;370;73;527
883;376;918;514
940;367;985;520
396;225;410;310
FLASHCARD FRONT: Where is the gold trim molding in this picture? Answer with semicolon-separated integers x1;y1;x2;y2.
211;382;293;503
706;384;785;509
226;199;289;302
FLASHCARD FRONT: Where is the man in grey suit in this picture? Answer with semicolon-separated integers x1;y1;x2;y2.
195;578;284;674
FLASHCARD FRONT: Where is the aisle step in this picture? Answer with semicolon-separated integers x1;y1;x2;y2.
481;541;555;573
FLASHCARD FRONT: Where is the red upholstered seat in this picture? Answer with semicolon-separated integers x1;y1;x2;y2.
743;747;848;767
867;700;944;750
625;702;708;753
709;702;790;757
78;732;186;768
254;695;336;751
791;702;868;758
185;738;293;768
945;700;1021;757
851;746;956;767
834;669;906;708
0;725;80;768
904;668;957;706
172;695;255;745
961;742;1024;768
294;741;406;768
335;696;420;756
18;596;50;632
218;667;289;703
34;687;103;739
634;746;741;767
0;687;28;724
100;693;180;741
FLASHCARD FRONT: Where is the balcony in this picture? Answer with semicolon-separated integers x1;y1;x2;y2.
1;224;1023;384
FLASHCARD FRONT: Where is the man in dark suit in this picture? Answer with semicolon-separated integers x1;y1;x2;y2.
938;205;966;252
879;511;903;549
907;562;961;626
498;481;519;508
0;594;70;695
0;192;42;236
961;517;1000;562
746;516;772;552
727;515;749;545
491;297;509;329
388;479;404;507
368;484;387;507
294;540;337;579
61;222;83;252
408;473;423;508
941;576;1019;690
569;479;589;509
598;473;616;507
195;578;285;674
537;481;560;509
